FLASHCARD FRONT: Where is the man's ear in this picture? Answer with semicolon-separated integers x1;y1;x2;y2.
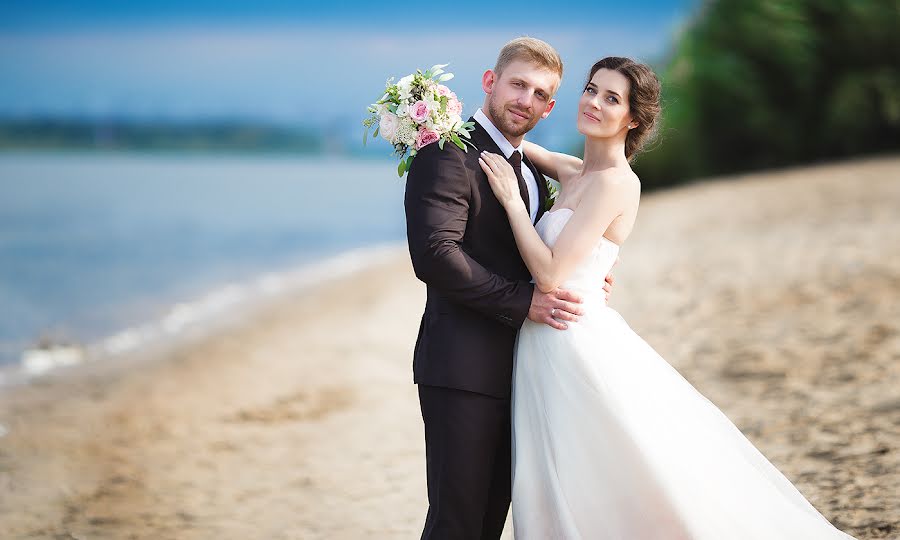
481;69;496;94
541;98;557;119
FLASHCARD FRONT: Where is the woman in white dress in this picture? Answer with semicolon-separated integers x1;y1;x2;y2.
478;56;856;540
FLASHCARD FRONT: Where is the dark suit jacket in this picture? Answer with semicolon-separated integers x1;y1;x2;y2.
404;117;549;399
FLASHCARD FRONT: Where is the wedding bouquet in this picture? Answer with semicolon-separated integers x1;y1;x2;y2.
363;64;476;176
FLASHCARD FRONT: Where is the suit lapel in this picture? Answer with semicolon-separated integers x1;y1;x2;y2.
468;117;531;215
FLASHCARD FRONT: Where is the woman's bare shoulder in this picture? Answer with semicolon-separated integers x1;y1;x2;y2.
582;167;641;198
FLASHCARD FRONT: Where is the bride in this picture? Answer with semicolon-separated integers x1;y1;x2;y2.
478;56;855;539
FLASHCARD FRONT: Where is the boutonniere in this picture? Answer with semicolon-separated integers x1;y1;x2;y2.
545;178;560;211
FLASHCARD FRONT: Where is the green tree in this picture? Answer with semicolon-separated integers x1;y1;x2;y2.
635;0;900;189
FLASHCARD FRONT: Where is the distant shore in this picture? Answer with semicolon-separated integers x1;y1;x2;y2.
0;157;897;539
0;118;322;153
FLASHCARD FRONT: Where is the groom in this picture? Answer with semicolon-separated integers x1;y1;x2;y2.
405;37;612;539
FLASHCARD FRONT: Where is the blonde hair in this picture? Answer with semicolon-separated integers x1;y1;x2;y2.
494;37;563;87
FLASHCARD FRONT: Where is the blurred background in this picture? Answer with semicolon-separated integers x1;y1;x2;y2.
1;0;896;372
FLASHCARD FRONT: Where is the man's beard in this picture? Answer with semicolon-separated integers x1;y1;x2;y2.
487;97;540;138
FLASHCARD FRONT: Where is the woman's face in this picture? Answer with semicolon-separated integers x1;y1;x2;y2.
577;68;634;139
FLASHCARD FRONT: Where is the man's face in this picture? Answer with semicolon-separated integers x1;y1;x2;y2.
482;59;559;139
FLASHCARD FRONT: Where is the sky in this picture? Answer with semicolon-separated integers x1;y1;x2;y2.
0;1;696;145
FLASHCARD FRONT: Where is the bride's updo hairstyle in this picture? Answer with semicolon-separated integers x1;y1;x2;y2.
587;57;661;161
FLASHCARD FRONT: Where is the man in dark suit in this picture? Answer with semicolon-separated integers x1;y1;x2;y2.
405;37;612;539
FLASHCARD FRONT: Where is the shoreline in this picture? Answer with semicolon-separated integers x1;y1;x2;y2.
0;242;408;389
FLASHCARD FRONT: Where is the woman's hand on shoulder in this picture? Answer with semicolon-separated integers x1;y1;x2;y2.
478;151;527;213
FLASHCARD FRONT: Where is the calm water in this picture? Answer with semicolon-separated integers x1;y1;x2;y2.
0;152;406;365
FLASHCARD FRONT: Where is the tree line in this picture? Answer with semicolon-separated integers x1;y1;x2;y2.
632;0;900;189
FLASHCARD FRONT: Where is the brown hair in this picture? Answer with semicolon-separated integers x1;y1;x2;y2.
495;37;564;90
587;57;661;160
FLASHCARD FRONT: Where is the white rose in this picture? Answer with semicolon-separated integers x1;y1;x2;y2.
379;112;400;143
397;75;414;101
427;113;449;133
449;113;463;131
425;94;441;115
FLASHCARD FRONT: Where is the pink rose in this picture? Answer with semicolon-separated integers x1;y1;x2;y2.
409;100;430;124
436;84;452;97
447;94;463;116
415;128;440;150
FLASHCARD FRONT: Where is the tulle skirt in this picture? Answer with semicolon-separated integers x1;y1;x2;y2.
510;304;855;540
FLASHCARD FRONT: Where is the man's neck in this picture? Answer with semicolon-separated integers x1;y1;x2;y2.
479;107;524;148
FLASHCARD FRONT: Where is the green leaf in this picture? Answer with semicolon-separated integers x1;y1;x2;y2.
438;137;445;150
398;159;406;176
451;132;466;151
363;127;369;146
458;129;471;139
544;179;560;211
437;73;454;82
373;126;379;139
429;63;449;73
406;154;416;172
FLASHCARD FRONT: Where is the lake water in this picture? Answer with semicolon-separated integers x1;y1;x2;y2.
0;152;407;370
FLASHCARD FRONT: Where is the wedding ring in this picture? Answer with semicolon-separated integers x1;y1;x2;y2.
551;308;557;318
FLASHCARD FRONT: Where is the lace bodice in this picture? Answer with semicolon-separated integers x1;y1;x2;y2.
534;207;619;298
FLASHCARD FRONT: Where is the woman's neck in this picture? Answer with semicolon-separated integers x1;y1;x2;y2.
581;135;628;173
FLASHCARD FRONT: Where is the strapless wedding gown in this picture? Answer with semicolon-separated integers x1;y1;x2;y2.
510;208;855;539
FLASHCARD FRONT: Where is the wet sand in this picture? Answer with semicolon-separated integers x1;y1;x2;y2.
0;156;897;539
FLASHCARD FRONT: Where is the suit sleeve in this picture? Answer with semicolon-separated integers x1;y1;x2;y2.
404;144;534;328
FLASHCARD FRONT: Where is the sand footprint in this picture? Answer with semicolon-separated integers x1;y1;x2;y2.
225;386;354;424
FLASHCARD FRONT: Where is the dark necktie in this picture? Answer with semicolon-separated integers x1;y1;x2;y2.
507;150;531;214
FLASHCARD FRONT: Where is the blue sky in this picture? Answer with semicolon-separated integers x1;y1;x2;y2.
0;1;695;144
1;2;692;30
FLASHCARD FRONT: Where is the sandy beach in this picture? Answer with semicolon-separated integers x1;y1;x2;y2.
0;157;898;539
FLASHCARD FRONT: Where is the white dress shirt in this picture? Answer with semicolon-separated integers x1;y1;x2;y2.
474;108;539;222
